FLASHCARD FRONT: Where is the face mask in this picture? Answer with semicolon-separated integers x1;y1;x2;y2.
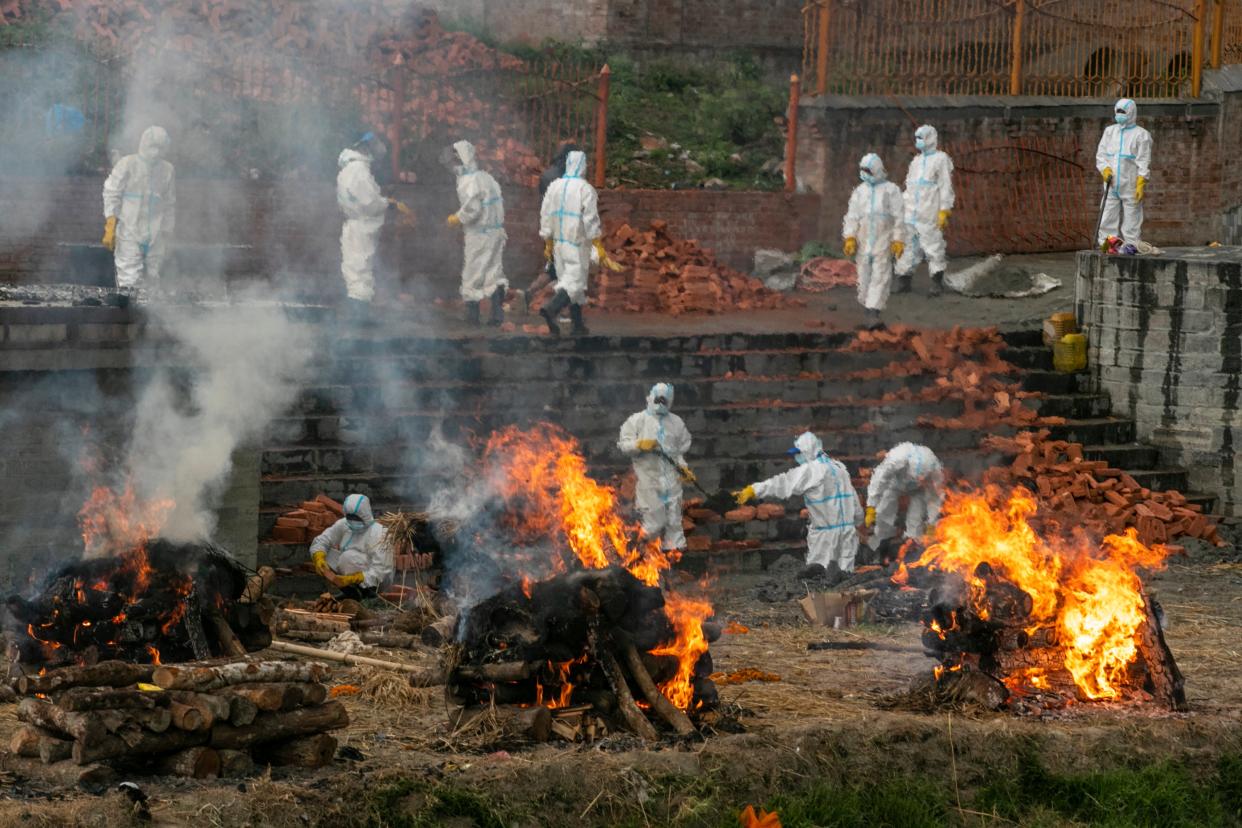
139;147;161;163
651;402;669;416
1115;112;1128;125
915;137;926;151
346;517;367;532
794;453;808;466
859;170;874;184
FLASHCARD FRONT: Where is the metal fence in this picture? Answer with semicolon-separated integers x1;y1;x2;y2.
801;0;1235;99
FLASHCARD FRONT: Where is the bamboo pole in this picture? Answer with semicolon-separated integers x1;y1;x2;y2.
785;74;801;194
815;0;831;96
1010;0;1026;95
593;64;611;189
1212;0;1226;69
269;639;424;674
1192;0;1207;97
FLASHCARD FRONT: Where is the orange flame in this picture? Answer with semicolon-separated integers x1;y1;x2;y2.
915;486;1167;700
484;425;711;711
78;484;174;559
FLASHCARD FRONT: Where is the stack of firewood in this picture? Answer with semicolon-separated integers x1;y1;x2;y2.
11;659;348;780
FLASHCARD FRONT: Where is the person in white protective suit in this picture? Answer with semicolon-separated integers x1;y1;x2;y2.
444;140;509;325
843;153;906;329
336;134;391;309
895;124;955;297
309;493;394;600
865;442;945;546
538;149;621;337
617;383;695;552
1095;98;1152;247
734;432;862;572
102;126;175;301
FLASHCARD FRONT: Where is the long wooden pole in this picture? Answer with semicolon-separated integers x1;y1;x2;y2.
1192;0;1207;97
593;65;611;189
1010;0;1026;95
1211;0;1226;69
785;74;801;194
269;639;424;674
815;0;831;97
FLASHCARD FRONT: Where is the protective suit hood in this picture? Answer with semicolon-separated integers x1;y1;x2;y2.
338;148;370;170
138;126;169;163
646;382;674;416
790;431;825;464
1115;98;1137;126
915;124;938;153
859;152;887;182
452;140;478;175
342;493;375;528
564;150;587;179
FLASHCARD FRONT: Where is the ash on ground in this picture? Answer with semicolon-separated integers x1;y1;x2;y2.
752;554;848;602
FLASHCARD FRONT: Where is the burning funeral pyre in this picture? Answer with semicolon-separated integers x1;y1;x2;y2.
898;486;1186;713
8;485;274;671
440;425;715;741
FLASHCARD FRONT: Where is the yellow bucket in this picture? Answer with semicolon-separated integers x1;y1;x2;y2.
1053;333;1087;374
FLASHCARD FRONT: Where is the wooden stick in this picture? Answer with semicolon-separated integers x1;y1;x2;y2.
620;643;695;736
209;701;349;750
73;728;208;766
153;660;329;691
598;649;657;742
240;566;276;604
55;687;164;712
217;749;256;778
18;698;105;743
169;700;208;732
155;746;220;779
257;733;338;768
268;640;425;673
9;726;41;758
206;606;248;658
17;661;154;696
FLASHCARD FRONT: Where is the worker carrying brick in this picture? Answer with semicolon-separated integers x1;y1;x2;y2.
843;153;906;329
309;493;394;600
618;383;695;553
101;126;176;303
734;432;862;573
865;442;945;548
1096;99;1152;248
895;125;955;297
538;150;622;337
443;140;508;326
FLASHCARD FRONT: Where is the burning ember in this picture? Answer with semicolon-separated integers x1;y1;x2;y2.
907;486;1185;710
447;425;716;736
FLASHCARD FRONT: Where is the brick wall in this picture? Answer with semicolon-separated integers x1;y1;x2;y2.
0;177;818;293
1078;249;1242;516
795;96;1229;255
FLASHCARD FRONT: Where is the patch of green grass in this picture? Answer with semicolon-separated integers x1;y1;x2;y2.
362;778;509;828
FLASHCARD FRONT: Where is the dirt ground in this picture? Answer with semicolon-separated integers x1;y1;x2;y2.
1;552;1239;828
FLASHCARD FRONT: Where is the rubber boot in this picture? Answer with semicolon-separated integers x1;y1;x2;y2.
929;271;944;297
465;301;481;325
488;285;505;326
865;308;884;331
894;272;913;294
569;303;589;336
540;290;570;338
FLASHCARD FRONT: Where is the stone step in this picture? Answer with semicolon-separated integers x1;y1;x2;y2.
1000;329;1046;348
1021;369;1087;395
1031;393;1111;420
1123;467;1191;493
1045;417;1136;445
1000;345;1053;371
1081;443;1162;470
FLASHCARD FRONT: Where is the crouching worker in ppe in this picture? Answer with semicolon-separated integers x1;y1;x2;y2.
618;383;694;553
895;124;955;297
865;442;945;552
309;494;394;601
538;150;622;337
735;432;862;573
843;153;906;329
444;141;509;326
102;126;176;303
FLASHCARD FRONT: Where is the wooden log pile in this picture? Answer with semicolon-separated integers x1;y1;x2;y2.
592;221;800;315
446;566;716;742
983;430;1220;547
9;659;348;779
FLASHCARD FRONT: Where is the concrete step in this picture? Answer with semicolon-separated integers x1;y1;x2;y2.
1123;467;1191;493
1081;443;1161;470
1045;417;1136;445
1032;393;1112;420
1000;345;1053;371
1021;369;1087;395
1000;329;1046;348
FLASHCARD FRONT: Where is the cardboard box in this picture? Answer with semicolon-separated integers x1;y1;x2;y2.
799;591;875;627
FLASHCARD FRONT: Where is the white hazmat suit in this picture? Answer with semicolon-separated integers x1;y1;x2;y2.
102;126;176;294
843;153;906;312
896;125;955;289
618;383;692;551
867;442;945;544
336;148;388;303
750;432;862;572
1096;98;1152;246
450;140;508;303
309;493;394;590
539;150;600;306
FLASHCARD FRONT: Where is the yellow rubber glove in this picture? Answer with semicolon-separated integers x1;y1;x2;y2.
544;238;555;261
1101;167;1113;183
336;571;364;587
636;438;658;452
1135;176;1147;202
679;465;697;484
843;237;857;257
937;209;950;229
889;240;904;258
102;216;117;252
865;506;876;528
734;485;756;506
593;238;623;272
446;213;461;228
311;550;327;574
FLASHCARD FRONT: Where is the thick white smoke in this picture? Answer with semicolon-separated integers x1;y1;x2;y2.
125;301;313;542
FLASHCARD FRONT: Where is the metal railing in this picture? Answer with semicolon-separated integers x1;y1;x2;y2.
802;0;1236;99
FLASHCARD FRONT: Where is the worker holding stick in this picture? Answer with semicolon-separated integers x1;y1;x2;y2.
618;383;695;554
